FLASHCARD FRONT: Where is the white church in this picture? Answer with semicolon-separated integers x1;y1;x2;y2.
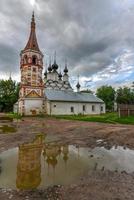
16;13;105;116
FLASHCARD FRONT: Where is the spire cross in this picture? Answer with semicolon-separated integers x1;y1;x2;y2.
31;11;35;30
32;11;35;20
54;51;56;63
65;58;67;67
49;55;51;66
76;75;81;91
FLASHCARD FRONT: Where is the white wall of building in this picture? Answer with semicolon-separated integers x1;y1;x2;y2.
46;101;105;115
18;100;24;115
13;102;18;113
19;98;43;115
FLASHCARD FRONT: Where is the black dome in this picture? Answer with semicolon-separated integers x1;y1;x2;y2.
48;65;52;72
44;71;47;76
76;82;80;88
59;72;62;78
64;66;68;73
52;62;58;71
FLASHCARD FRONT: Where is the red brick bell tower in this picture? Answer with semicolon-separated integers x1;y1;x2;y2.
18;12;44;115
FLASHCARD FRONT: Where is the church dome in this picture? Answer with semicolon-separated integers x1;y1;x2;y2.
48;65;52;72
52;62;58;71
59;72;62;78
44;71;47;77
76;82;81;89
64;66;68;74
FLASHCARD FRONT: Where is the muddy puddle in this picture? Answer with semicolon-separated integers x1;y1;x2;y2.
0;125;16;134
0;134;134;189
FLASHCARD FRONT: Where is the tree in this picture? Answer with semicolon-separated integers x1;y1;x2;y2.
116;87;134;104
132;82;134;92
0;79;19;112
96;85;115;111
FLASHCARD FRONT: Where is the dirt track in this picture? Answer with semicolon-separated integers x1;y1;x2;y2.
0;117;134;200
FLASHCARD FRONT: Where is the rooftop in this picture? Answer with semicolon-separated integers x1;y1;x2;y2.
44;89;104;103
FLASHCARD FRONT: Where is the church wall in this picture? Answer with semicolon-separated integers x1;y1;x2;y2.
18;100;24;115
48;101;105;115
46;101;51;115
24;99;43;115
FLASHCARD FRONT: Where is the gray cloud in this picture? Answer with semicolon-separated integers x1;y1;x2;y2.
0;43;18;72
0;0;134;88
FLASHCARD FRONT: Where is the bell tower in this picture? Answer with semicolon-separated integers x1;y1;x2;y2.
18;12;44;115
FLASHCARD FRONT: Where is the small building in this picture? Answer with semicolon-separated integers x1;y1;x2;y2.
16;13;105;116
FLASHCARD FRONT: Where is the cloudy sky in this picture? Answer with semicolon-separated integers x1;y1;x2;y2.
0;0;134;90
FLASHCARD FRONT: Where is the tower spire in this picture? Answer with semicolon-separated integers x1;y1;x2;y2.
76;75;81;92
49;55;51;66
54;51;56;64
65;58;67;67
64;58;68;74
24;12;40;52
48;55;52;72
31;11;35;30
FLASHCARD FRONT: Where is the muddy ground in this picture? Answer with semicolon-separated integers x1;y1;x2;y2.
0;117;134;200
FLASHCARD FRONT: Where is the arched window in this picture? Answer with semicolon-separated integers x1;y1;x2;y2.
32;56;37;65
24;55;28;64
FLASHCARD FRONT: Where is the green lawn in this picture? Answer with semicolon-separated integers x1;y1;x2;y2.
55;113;134;125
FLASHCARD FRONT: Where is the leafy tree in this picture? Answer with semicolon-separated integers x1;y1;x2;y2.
96;85;115;111
0;79;19;112
132;82;134;92
116;87;134;104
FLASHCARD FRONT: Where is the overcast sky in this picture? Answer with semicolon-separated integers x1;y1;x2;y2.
0;0;134;90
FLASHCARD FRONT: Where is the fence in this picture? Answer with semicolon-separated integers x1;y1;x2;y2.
118;104;134;117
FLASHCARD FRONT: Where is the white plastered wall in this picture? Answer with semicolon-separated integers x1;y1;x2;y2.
46;101;105;115
23;98;43;115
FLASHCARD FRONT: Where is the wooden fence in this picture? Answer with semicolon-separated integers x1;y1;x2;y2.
118;104;134;117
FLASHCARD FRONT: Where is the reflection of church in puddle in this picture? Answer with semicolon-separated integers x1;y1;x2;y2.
16;135;69;189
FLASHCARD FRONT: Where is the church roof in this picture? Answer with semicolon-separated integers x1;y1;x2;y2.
24;12;40;52
44;89;104;103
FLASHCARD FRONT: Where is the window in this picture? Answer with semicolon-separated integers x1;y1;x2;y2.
32;56;37;65
24;55;28;64
83;105;86;112
32;75;36;80
92;105;95;112
101;106;103;112
71;107;74;113
33;68;36;72
54;105;56;108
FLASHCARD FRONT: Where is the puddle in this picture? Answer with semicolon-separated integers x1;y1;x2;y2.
0;125;16;134
0;117;13;122
0;135;134;189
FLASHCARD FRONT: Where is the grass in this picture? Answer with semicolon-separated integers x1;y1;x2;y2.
55;113;134;125
7;112;22;120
